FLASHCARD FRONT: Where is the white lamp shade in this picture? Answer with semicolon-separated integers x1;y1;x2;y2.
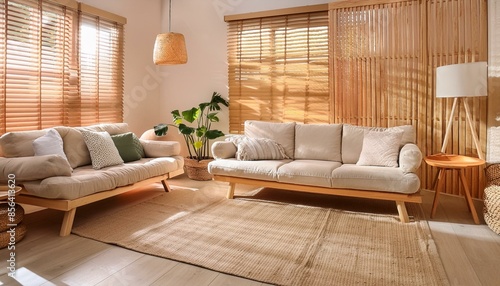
153;32;188;65
436;62;487;98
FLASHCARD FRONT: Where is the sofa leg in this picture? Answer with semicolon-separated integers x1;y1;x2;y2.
227;182;236;199
60;208;77;236
161;179;171;192
396;201;410;223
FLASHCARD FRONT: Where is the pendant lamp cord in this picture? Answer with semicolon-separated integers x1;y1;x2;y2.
168;0;172;33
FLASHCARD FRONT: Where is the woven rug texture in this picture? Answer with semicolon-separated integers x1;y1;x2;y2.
72;187;449;286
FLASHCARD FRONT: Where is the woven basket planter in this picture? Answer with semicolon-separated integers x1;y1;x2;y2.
0;203;24;232
0;223;27;249
485;164;500;235
184;158;214;181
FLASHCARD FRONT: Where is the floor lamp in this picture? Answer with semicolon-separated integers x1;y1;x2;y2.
436;62;488;160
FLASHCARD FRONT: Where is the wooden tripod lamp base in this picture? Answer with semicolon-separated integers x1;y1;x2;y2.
440;97;484;160
436;62;488;160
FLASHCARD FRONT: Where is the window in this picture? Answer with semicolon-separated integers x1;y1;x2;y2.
0;0;125;133
226;7;329;133
79;7;125;126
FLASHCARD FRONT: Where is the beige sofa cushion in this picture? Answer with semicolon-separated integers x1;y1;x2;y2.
53;126;91;168
22;156;184;200
277;160;342;188
244;120;296;158
342;124;416;164
294;124;342;161
331;164;420;194
0;130;47;157
0;155;72;183
208;159;289;182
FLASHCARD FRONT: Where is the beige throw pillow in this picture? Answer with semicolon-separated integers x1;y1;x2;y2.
81;131;124;170
356;129;404;167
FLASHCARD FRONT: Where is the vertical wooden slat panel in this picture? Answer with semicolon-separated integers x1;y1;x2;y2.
329;0;487;199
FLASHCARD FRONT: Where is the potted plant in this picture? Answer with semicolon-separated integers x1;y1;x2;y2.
154;91;229;180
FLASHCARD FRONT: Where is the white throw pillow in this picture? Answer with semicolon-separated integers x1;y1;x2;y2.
33;128;70;163
81;130;124;170
236;137;290;161
356;129;404;167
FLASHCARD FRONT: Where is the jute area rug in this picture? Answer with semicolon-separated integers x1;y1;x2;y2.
72;184;449;286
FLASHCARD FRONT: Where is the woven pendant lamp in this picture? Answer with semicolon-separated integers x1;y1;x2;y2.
153;0;187;65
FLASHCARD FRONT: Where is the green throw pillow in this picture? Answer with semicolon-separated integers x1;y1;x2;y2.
131;133;145;158
111;132;143;162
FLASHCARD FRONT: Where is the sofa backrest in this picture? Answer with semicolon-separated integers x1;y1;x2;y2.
244;120;296;158
294;123;342;162
55;123;130;168
0;123;130;168
341;124;416;164
0;129;47;157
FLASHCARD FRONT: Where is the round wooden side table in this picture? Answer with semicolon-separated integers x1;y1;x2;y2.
424;154;485;224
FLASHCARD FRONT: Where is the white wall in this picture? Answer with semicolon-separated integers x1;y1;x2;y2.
79;0;164;136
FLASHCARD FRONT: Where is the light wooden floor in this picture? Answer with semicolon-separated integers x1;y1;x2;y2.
0;174;499;286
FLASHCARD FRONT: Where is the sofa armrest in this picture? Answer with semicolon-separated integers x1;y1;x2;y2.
399;143;422;173
140;139;181;158
212;141;237;159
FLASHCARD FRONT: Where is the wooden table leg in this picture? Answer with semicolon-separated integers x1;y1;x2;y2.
459;169;480;224
431;168;446;218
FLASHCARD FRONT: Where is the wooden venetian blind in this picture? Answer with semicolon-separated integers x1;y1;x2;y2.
0;0;78;132
226;9;329;133
79;4;125;126
0;0;125;133
329;0;488;198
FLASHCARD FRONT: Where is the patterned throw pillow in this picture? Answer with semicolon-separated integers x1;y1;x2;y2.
81;130;124;170
111;132;143;162
236;137;290;161
356;129;404;167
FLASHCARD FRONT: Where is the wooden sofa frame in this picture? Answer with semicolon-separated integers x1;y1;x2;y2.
213;175;422;223
17;169;184;236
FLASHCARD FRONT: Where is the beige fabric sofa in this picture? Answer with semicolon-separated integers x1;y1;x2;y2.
0;123;184;236
208;121;422;222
